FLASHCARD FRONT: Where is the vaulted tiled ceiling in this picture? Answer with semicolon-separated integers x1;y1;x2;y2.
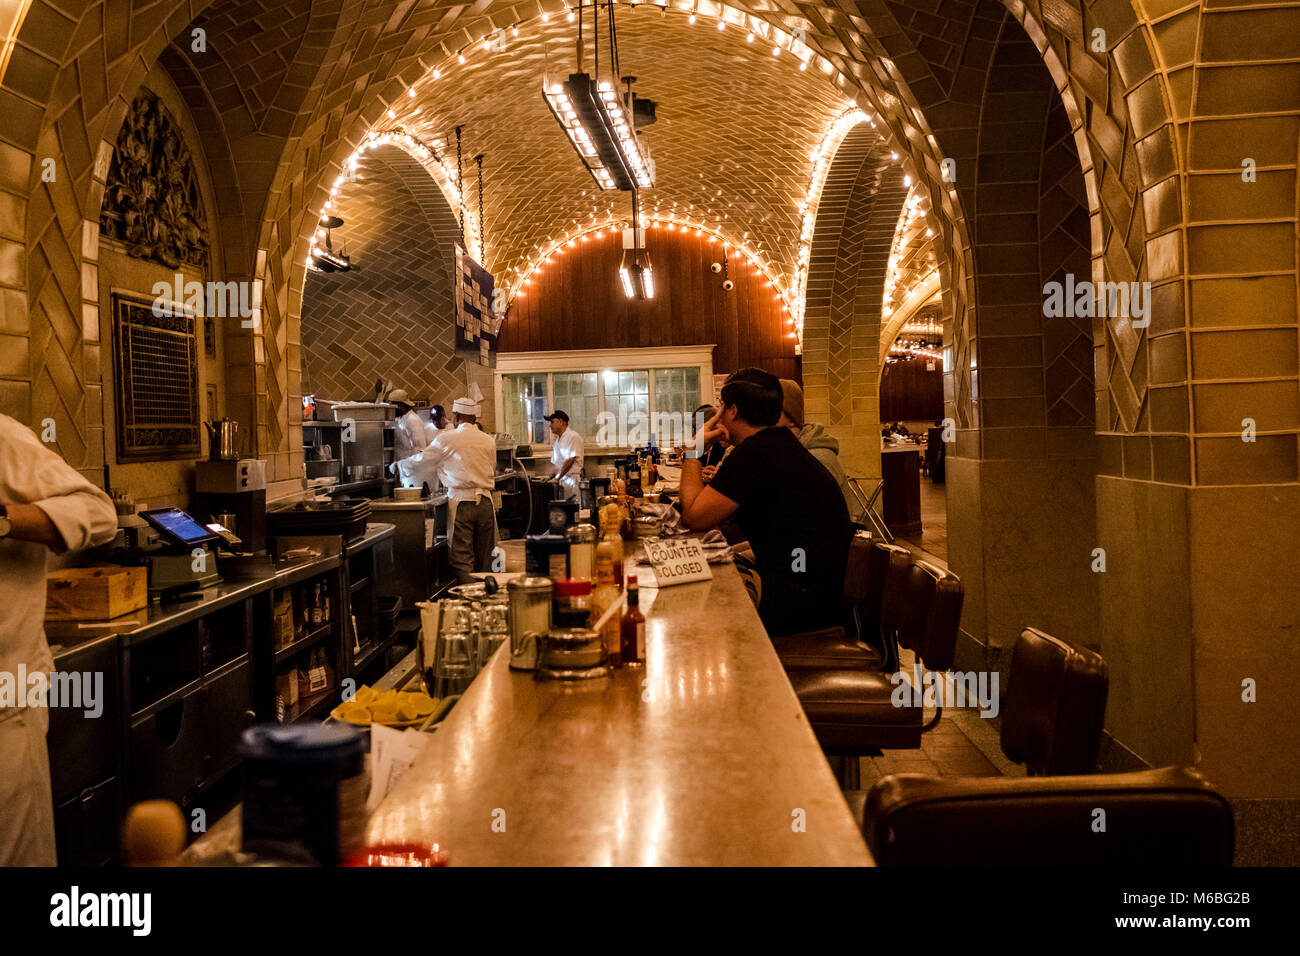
389;5;854;298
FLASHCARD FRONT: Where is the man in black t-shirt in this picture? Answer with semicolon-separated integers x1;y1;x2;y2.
679;368;852;637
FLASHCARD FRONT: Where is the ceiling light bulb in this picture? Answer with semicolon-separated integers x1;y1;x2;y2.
717;20;725;31
772;46;780;56
799;60;807;71
689;13;696;23
458;53;466;64
747;32;754;42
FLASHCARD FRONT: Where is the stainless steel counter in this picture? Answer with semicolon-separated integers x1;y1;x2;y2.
366;563;873;866
45;522;396;653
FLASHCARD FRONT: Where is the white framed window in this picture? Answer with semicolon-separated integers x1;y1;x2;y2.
495;345;715;450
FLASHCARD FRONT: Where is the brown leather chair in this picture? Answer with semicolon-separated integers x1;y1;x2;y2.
861;766;1234;866
843;625;1109;817
788;559;964;783
1002;627;1109;775
774;536;912;672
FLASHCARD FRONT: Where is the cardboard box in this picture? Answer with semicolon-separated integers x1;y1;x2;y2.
45;566;148;621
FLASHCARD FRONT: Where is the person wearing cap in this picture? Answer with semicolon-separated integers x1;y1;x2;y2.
387;389;428;467
412;388;498;584
778;379;856;519
680;368;851;638
546;410;584;502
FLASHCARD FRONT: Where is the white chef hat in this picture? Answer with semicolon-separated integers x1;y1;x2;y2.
452;383;484;417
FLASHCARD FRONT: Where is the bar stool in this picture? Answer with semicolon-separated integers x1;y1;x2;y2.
847;629;1112;858
842;626;1109;821
861;766;1233;866
773;535;912;672
788;559;964;787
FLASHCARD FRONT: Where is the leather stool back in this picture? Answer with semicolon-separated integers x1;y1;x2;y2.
842;531;874;605
868;543;913;625
1001;628;1109;775
863;766;1233;866
898;560;963;672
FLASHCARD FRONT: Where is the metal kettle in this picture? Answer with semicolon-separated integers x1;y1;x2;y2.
205;418;240;460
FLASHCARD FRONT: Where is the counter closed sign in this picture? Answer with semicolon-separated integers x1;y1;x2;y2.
644;538;712;587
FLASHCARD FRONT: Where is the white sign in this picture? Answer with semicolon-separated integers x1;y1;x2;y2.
643;537;713;588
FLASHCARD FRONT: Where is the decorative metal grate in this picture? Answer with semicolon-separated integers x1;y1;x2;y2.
112;291;201;461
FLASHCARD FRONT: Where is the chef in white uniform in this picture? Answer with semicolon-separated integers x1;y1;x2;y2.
546;410;584;502
413;386;499;584
0;413;118;865
388;389;429;476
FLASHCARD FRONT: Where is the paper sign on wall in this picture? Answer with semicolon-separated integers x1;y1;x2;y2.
643;538;713;588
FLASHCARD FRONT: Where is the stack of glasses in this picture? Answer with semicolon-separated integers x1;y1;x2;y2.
423;584;511;698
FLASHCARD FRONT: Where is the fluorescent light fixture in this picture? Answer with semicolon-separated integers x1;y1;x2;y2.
544;73;654;191
620;261;653;300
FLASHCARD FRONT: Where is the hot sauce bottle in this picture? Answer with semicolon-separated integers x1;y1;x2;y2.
620;575;646;666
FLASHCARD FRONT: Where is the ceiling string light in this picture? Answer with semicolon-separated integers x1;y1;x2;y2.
340;3;917;335
508;218;787;310
308;127;482;270
789;108;870;350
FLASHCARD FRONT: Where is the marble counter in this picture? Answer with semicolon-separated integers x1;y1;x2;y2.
366;563;873;866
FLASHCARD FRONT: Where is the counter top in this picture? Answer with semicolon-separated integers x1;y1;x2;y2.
365;563;873;866
46;522;396;653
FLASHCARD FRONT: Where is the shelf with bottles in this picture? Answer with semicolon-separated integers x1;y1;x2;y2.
274;645;338;723
269;576;339;655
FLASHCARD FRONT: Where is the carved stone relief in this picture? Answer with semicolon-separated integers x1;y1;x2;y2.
100;90;210;271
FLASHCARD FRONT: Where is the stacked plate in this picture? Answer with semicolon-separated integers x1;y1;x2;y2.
268;497;372;541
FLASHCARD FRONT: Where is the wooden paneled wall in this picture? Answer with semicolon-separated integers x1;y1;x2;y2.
498;227;801;382
880;357;944;423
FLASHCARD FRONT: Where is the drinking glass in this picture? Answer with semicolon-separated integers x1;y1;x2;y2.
432;629;475;697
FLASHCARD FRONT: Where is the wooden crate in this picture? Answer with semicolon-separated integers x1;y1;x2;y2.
45;566;148;621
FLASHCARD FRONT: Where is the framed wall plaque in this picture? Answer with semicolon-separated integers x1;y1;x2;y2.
111;290;202;462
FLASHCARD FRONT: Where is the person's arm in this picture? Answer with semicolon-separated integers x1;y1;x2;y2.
680;410;739;530
679;459;738;530
1;420;117;554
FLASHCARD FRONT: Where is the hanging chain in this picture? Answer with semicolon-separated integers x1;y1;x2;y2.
455;125;465;249
475;153;485;264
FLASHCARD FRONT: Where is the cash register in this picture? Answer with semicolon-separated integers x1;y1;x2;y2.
134;507;226;598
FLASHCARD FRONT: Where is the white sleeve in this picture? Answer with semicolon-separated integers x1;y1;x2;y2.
407;413;429;451
0;416;118;551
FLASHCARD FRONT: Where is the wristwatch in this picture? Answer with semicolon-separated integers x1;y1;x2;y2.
0;504;10;539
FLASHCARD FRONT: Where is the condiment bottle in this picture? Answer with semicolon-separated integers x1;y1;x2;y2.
566;511;597;580
597;531;624;589
591;548;622;667
620;575;646;666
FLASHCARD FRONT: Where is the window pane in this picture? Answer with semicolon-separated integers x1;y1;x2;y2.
619;371;633;394
553;372;599;445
